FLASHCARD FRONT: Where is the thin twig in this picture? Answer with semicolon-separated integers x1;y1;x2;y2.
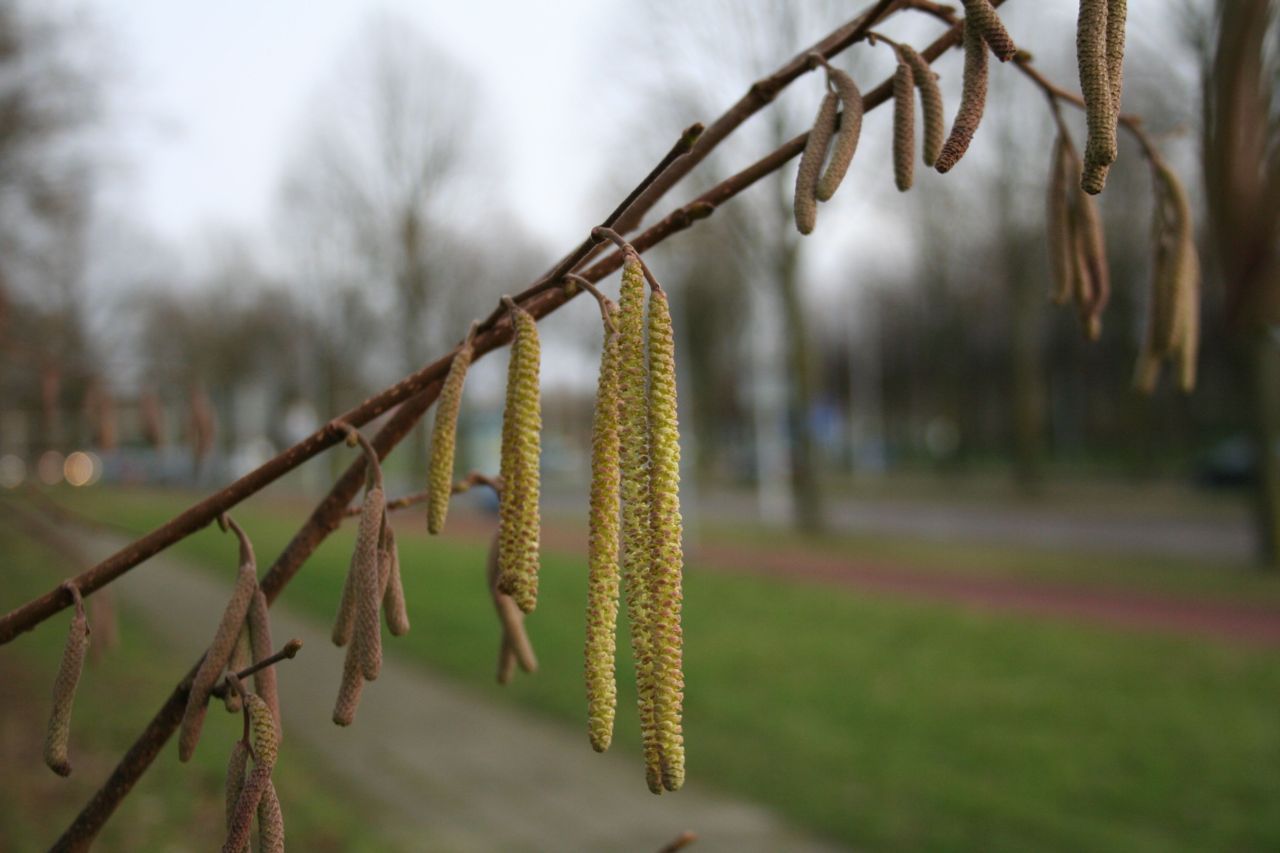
657;830;698;853
210;640;303;699
342;472;501;518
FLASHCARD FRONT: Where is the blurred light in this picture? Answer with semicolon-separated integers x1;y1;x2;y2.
85;451;103;486
37;451;65;485
0;454;25;489
64;451;94;487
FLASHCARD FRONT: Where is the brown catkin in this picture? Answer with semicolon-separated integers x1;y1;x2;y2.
900;46;945;167
224;763;271;853
223;629;250;713
1047;134;1076;305
1078;0;1116;193
586;304;623;752
353;485;386;681
963;0;1017;62
180;553;257;762
44;589;88;776
815;69;863;202
892;57;916;192
1072;173;1110;339
331;646;364;726
257;780;285;853
496;303;543;614
616;256;662;793
247;590;280;736
331;546;359;647
1136;161;1200;393
381;525;410;636
936;16;989;173
224;741;249;853
487;532;538;682
793;91;838;234
427;341;473;535
1105;0;1127;124
647;286;685;793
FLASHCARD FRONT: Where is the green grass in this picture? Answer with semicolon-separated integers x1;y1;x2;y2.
42;486;1280;851
0;531;396;852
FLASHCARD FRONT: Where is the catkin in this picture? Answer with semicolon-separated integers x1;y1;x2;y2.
257;780;285;853
1136;161;1199;393
247;590;280;736
1047;134;1075;306
331;547;359;647
223;629;250;712
900;46;945;167
44;587;88;776
963;0;1017;62
331;647;364;726
496;303;543;614
815;69;863;202
224;740;249;853
586;304;623;753
794;91;838;234
1078;0;1116;193
892;57;916;192
353;485;386;681
180;553;257;762
647;286;686;793
936;15;990;173
381;525;411;636
1071;175;1110;340
428;341;473;535
487;532;538;683
223;694;279;853
616;256;662;793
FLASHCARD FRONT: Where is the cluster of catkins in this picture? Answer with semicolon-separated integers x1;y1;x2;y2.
224;685;285;853
1047;132;1110;341
585;252;686;794
331;430;409;726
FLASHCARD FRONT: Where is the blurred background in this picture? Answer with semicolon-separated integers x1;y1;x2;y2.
2;0;1278;851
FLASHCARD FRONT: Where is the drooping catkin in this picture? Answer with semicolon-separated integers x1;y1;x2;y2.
794;91;838;234
496;303;543;614
1070;178;1110;341
1047;134;1075;306
1105;0;1127;123
427;340;473;535
616;255;662;793
963;0;1017;62
892;57;916;192
380;524;410;636
44;586;88;776
353;484;386;681
815;69;863;202
647;286;685;793
180;549;258;762
936;15;990;174
224;740;249;853
247;590;280;736
257;779;285;853
1136;161;1200;393
223;628;250;712
586;304;623;753
223;694;279;853
1078;0;1116;193
487;532;538;683
331;647;364;726
900;46;945;167
331;547;359;647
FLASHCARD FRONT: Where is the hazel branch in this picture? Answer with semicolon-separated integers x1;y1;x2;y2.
342;472;502;518
210;640;304;700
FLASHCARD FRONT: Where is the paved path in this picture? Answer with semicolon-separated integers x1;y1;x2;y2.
91;535;844;853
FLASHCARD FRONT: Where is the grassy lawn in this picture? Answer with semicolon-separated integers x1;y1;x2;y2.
39;485;1280;851
0;531;397;852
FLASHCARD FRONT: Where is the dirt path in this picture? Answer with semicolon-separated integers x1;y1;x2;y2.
88;534;844;853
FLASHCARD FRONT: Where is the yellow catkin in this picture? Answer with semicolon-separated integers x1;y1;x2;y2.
815;69;863;202
224;740;249;853
247;590;280;737
223;629;250;712
353;485;386;681
616;256;662;793
900;46;945;167
496;303;543;614
257;780;285;853
586;304;623;753
180;553;257;762
381;525;410;636
248;692;279;767
427;341;473;535
964;0;1017;62
647;287;686;793
892;57;916;192
793;91;838;234
1078;0;1115;193
223;694;279;853
1047;134;1075;305
936;14;989;173
44;590;88;776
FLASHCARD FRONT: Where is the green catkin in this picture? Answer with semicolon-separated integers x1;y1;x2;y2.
647;286;686;793
936;15;990;173
224;740;249;853
180;550;257;762
586;304;623;753
496;303;543;614
223;629;250;713
900;46;945;167
223;694;279;853
247;590;280;736
815;69;863;202
1047;134;1075;305
616;256;662;793
44;588;88;776
794;91;838;234
1078;0;1115;193
427;341;473;535
381;525;410;636
892;57;916;192
353;485;386;681
963;0;1017;62
257;780;285;853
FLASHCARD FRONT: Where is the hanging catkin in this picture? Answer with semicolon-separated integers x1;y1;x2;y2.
380;524;410;636
257;780;285;853
223;629;251;712
647;285;686;793
352;483;386;681
224;740;249;853
246;590;280;736
586;302;622;753
224;694;278;853
180;536;258;762
963;0;1017;62
1070;173;1110;340
815;68;863;202
1047;134;1076;306
487;530;538;684
892;56;916;192
1135;161;1199;393
1078;0;1116;193
44;585;88;776
794;90;838;234
496;302;543;614
331;647;364;726
616;255;662;793
936;14;990;173
900;45;945;168
428;339;473;535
